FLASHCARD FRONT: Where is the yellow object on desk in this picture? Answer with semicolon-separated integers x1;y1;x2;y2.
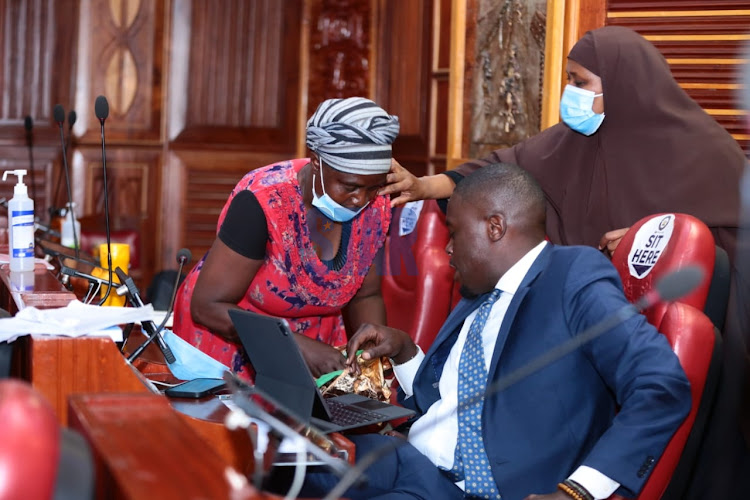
93;242;130;306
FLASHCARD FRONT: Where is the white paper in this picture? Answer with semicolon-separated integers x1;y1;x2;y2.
0;300;154;343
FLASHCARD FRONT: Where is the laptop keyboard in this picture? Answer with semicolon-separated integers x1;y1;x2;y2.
326;399;387;426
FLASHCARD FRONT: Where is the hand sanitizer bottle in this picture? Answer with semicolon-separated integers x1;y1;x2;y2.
2;169;35;272
61;202;81;249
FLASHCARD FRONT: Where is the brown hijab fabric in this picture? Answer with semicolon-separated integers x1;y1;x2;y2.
456;26;745;260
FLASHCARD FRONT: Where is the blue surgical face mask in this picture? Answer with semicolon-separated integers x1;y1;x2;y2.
161;329;231;380
311;160;368;222
560;85;605;136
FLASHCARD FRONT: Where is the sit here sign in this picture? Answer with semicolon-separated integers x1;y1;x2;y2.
628;214;675;279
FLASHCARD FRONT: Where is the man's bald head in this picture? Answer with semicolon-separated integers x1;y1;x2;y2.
453;162;546;242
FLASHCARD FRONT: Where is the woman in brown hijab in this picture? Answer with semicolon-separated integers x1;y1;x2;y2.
383;26;745;263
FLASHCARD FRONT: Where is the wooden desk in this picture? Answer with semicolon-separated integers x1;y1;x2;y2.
13;335;153;426
0;264;75;314
68;393;280;500
2;268;354;497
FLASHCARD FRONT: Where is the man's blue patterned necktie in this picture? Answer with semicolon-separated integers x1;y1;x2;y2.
444;288;502;499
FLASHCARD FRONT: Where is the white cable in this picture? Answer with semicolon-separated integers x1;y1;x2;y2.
284;434;308;500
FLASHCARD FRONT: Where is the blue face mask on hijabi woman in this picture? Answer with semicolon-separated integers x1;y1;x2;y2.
559;84;605;136
311;159;369;222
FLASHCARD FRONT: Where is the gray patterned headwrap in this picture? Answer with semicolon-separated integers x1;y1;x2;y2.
306;97;400;175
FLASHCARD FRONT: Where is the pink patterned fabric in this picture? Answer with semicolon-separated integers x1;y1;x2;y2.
173;159;390;376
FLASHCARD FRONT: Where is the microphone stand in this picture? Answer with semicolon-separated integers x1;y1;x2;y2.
54;104;79;259
125;248;191;361
94;96;113;305
115;267;176;364
24;116;36;203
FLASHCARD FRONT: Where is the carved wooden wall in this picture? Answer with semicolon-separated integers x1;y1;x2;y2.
0;0;441;292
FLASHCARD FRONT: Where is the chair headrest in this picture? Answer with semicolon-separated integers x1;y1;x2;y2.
611;213;715;311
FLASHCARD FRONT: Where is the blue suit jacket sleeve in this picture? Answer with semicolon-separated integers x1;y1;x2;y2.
564;250;692;495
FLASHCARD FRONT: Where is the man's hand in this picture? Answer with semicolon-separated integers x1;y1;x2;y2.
294;334;346;378
346;323;417;374
598;226;630;258
523;492;571;500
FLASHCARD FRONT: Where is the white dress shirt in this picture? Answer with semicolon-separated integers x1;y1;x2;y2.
392;241;620;499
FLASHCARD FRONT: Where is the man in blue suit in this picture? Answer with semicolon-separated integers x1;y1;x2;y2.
302;163;691;500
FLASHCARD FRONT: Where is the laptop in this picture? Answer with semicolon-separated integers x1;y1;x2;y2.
229;309;415;433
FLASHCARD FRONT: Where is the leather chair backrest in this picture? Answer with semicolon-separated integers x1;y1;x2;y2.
608;302;720;500
381;200;456;350
611;213;718;319
0;380;60;500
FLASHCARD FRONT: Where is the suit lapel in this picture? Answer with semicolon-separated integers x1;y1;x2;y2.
412;293;488;408
487;244;553;377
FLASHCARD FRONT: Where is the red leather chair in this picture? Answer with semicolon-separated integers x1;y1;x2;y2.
0;380;95;500
381;200;456;351
0;380;60;499
608;213;723;499
607;302;720;500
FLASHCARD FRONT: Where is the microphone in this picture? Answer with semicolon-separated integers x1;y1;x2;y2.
94;96;113;305
116;267;175;364
320;265;706;500
125;248;192;361
52;110;77;212
53;104;79;260
23;115;36;202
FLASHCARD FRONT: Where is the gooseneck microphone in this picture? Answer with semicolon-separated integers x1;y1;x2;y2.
320;265;706;500
94;96;113;306
117;266;175;364
52;110;77;212
125;248;192;363
23;115;36;202
53;104;79;259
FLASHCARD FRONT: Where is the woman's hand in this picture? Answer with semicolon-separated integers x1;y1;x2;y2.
294;334;346;378
378;159;456;207
598;227;630;258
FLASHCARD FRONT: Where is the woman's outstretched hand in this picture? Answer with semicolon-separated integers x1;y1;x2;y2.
598;227;630;258
378;159;426;207
294;334;346;378
378;159;458;207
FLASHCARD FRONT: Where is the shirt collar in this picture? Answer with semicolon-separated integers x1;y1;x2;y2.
495;240;548;296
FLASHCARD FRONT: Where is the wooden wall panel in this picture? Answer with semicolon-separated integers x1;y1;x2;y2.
71;146;162;288
169;0;302;151
0;146;58;220
0;0;78;145
607;1;750;10
74;0;164;143
161;151;290;269
375;0;433;175
605;1;750;152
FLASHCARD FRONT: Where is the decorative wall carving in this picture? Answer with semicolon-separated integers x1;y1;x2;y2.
307;0;371;116
468;0;547;159
77;0;162;142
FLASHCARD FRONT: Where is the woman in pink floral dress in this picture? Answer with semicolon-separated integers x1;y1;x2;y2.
173;98;399;377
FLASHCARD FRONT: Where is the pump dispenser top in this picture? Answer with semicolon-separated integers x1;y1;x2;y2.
2;170;28;197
